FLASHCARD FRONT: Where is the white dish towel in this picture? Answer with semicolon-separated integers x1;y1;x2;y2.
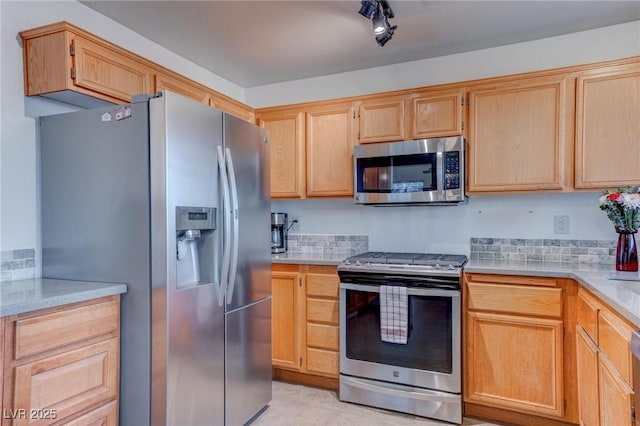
379;285;408;344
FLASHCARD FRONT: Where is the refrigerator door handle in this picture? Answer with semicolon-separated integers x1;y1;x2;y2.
217;145;232;307
225;147;240;305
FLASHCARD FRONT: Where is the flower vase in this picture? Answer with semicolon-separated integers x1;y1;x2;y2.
615;229;638;272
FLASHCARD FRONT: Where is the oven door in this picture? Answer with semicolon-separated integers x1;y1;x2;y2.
340;281;460;393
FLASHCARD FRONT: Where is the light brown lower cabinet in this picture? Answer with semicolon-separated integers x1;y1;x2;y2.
271;264;340;390
1;296;121;426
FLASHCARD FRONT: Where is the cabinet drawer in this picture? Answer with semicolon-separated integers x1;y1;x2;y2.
15;298;119;359
306;299;339;324
306;273;339;298
577;289;599;343
13;338;118;426
63;400;117;426
306;348;339;377
467;282;562;318
307;323;339;351
598;309;634;384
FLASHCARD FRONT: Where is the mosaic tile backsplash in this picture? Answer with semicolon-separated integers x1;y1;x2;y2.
470;238;617;264
1;248;36;282
287;234;368;256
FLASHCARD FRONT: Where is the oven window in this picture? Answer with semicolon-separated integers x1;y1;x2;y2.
344;289;452;373
357;153;437;193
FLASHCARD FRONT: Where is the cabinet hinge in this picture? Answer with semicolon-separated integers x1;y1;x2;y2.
353;110;356;119
461;96;464;106
357;110;360;118
461;120;464;131
71;67;76;79
69;41;75;56
299;356;303;367
298;277;302;287
632;404;636;423
564;399;567;411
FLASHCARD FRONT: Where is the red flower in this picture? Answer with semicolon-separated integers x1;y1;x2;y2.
608;193;622;202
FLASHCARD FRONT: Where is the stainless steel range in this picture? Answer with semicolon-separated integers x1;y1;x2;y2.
338;252;467;424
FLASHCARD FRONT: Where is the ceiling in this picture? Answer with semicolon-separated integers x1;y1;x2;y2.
82;1;640;88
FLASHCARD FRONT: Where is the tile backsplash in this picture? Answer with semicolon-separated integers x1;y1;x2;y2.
287;234;368;256
1;248;36;282
470;238;616;264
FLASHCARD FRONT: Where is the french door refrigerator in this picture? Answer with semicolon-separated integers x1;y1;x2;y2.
39;91;272;425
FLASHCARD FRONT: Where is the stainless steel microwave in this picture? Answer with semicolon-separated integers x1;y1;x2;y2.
354;137;465;205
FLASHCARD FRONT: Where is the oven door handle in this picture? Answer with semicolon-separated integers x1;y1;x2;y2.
340;282;460;298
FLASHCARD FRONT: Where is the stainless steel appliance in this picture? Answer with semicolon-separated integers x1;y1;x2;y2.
271;212;288;254
354;137;465;205
338;252;467;424
39;91;272;426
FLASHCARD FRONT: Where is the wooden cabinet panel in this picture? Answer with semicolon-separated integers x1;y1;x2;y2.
305;103;355;197
306;324;338;351
467;282;562;318
468;76;574;192
576;326;601;426
23;30;71;96
15;299;119;359
155;73;209;104
271;271;303;371
305;273;339;298
306;348;339;377
599;356;633;426
13;338;118;426
64;400;118;426
210;96;255;123
466;311;564;418
72;37;152;103
598;309;634;384
577;288;600;344
358;96;405;143
410;89;464;139
306;299;339;324
575;63;640;188
258;110;305;198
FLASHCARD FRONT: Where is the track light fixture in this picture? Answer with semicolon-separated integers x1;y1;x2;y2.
358;0;397;46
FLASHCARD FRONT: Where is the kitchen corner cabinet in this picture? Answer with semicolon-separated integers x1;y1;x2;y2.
258;111;306;198
19;22;254;121
467;75;574;193
576;288;635;426
575;62;640;189
271;264;340;389
464;274;579;425
1;296;120;426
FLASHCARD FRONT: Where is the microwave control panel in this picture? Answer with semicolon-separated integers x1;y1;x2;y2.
444;152;460;190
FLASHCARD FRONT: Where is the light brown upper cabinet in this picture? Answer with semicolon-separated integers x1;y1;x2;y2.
20;22;255;120
21;22;153;104
467;75;574;192
575;62;640;189
305;102;357;197
154;73;210;105
258;110;306;198
409;88;465;139
356;95;405;144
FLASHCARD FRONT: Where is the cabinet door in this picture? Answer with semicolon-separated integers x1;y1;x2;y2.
576;326;601;426
575;63;640;188
258;111;306;198
468;76;574;192
306;103;356;196
410;89;464;139
64;400;118;426
599;355;633;426
465;311;564;418
72;37;153;103
357;96;405;144
271;271;304;371
12;338;118;426
155;73;209;105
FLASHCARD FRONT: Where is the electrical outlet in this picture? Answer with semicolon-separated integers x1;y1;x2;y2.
554;215;570;235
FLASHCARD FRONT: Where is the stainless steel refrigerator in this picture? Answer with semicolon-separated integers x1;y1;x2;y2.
39;91;272;425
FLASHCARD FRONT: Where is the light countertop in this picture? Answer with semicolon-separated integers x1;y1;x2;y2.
466;259;640;328
0;278;127;317
271;252;347;266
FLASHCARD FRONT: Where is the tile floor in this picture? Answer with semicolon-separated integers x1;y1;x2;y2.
251;381;499;426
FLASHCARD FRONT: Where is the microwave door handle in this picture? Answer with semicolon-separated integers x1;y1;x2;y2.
436;150;444;197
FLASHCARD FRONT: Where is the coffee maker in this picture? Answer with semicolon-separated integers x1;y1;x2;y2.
271;213;288;254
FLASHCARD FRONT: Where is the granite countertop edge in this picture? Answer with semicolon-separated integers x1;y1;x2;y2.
466;260;640;328
1;278;128;317
271;253;345;266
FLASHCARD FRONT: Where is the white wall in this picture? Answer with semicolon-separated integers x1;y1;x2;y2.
0;0;245;267
246;20;640;108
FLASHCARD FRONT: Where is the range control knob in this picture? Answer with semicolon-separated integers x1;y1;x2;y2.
435;263;441;269
448;264;455;270
355;260;362;266
366;262;372;268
